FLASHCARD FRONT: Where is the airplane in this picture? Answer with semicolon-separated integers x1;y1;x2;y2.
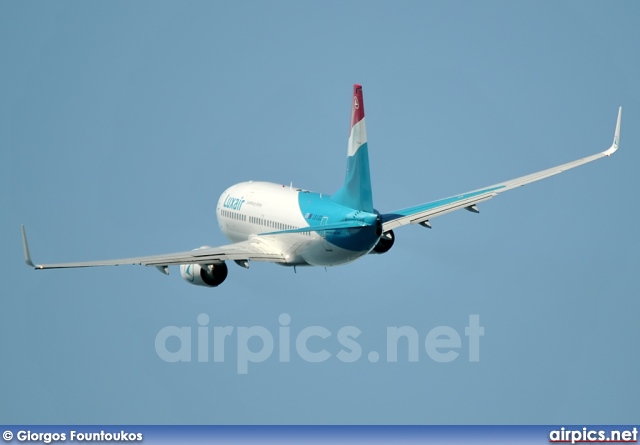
21;85;622;288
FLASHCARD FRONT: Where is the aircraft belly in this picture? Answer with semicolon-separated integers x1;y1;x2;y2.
299;241;367;267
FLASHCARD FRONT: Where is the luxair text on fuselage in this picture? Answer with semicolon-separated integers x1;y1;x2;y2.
223;195;245;211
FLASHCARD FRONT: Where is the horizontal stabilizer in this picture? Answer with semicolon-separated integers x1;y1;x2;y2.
261;219;369;236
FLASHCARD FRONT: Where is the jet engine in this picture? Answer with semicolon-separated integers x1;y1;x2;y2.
370;230;395;254
180;262;228;287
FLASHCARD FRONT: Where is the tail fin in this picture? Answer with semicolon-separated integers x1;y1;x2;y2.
331;84;374;212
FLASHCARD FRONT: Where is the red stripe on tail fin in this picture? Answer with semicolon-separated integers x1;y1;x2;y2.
351;84;365;128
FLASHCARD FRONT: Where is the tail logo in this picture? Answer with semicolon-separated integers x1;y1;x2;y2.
354;97;359;109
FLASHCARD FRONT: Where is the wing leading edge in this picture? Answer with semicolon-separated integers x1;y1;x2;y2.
21;225;285;271
381;107;621;232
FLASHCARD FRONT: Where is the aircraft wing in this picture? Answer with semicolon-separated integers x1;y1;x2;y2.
21;225;285;271
381;107;621;232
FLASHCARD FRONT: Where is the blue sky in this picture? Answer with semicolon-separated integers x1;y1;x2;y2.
1;1;639;424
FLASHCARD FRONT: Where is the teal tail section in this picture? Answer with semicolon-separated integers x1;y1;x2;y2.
331;84;374;212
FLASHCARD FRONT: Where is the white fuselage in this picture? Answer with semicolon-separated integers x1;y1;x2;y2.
215;181;378;267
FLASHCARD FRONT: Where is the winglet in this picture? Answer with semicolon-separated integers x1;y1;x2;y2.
604;107;622;156
21;225;36;268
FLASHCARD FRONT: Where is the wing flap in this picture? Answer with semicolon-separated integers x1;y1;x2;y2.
382;188;501;231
